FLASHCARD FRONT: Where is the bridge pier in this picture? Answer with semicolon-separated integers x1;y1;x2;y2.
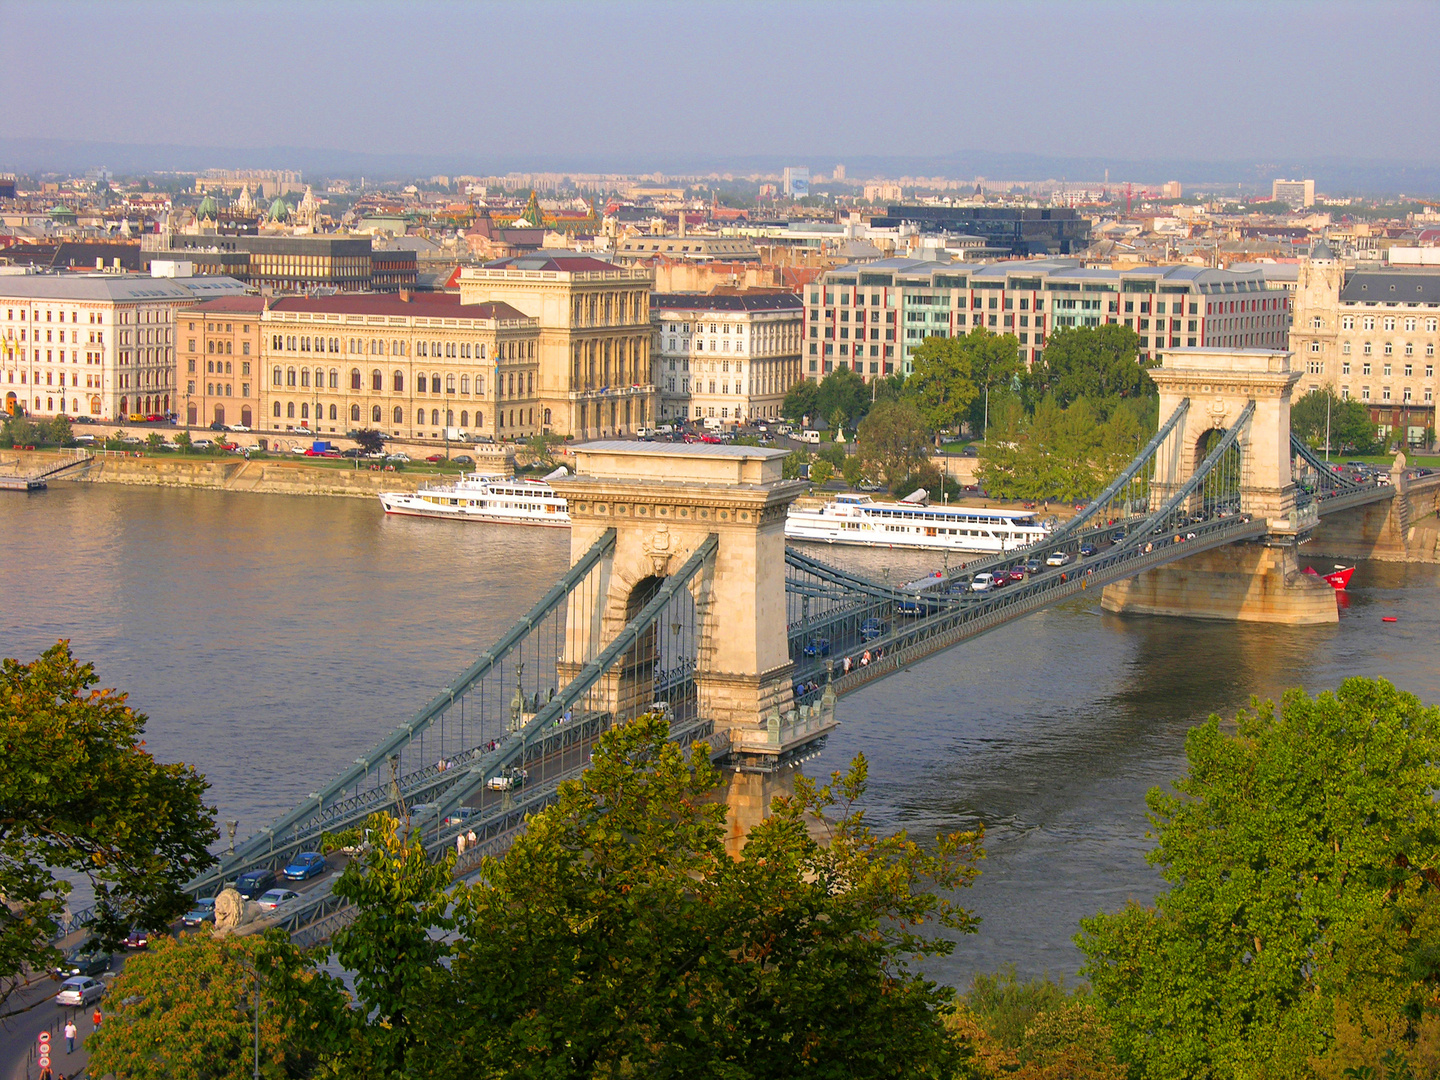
552;442;835;852
1307;458;1440;563
1100;540;1338;624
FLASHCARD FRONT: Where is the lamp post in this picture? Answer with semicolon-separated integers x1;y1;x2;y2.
1325;392;1332;462
226;819;238;856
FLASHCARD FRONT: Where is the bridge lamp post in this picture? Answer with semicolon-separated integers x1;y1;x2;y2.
226;819;239;856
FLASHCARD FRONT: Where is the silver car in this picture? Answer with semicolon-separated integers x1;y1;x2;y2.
56;976;104;1007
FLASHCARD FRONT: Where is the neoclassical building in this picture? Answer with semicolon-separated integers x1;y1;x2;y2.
254;293;541;441
458;253;655;439
1290;241;1438;448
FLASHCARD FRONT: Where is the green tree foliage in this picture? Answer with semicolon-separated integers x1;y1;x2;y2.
1;414;38;447
1291;387;1378;454
978;396;1150;501
841;454;865;488
816;440;847;468
809;458;835;486
0;643;216;1007
265;717;983;1079
816;365;871;432
781;377;820;423
781;448;809;479
1032;325;1152;407
857;399;931;492
352;428;386;455
85;933;312;1080
1077;678;1440;1080
146;431;165;452
42;414;74;445
904;329;1019;440
175;429;194;452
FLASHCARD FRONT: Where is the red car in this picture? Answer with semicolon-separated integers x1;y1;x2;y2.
425;454;444;463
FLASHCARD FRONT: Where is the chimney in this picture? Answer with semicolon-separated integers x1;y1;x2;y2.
399;288;412;302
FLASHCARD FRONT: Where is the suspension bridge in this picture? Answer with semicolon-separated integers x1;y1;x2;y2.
63;348;1436;948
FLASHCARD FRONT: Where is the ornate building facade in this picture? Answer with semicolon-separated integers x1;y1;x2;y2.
458;254;655;439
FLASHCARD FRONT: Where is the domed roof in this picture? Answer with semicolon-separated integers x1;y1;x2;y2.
267;196;290;221
196;194;219;219
1309;237;1336;261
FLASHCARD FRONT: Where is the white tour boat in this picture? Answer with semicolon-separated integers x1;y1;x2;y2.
784;491;1052;553
378;467;571;526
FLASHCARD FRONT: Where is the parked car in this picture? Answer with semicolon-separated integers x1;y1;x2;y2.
970;572;994;593
386;453;410;463
234;869;276;900
56;942;110;978
1045;551;1072;567
124;928;153;950
959;445;978;458
209;421;227;432
802;637;831;657
191;438;214;450
254;889;300;912
425;454;444;463
56;976;105;1007
183;897;216;927
282;852;327;881
452;454;474;465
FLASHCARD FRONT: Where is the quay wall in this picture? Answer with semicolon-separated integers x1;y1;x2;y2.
0;449;431;500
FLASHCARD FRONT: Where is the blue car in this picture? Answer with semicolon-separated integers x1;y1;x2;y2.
802;637;831;657
1079;542;1097;557
282;852;327;881
861;618;885;641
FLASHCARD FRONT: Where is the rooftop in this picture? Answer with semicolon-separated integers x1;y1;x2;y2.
481;253;633;274
268;293;531;321
180;295;268;314
1340;272;1440;305
0;275;203;302
651;292;802;313
576;440;788;459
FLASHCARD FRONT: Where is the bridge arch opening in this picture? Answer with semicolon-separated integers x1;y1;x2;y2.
1194;426;1244;517
617;573;699;725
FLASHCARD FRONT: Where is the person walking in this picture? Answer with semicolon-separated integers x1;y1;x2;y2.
91;1007;102;1031
64;1019;77;1053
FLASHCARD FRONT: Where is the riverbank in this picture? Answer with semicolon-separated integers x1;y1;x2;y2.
0;448;436;500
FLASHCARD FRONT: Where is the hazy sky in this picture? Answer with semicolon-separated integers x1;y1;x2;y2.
4;0;1437;168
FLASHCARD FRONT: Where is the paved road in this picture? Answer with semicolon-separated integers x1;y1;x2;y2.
1;967;117;1080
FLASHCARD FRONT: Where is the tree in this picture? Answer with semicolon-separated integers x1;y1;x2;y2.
84;933;315;1080
781;448;809;479
816;366;871;432
1;415;38;448
1033;325;1151;407
857;399;930;492
1291;388;1377;454
43;414;73;445
0;643;216;1009
841;455;865;488
1077;678;1440;1080
352;428;386;455
266;717;983;1079
146;431;165;452
781;377;820;424
809;458;835;486
906;334;979;444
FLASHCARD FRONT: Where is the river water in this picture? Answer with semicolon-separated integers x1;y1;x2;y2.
3;484;1437;988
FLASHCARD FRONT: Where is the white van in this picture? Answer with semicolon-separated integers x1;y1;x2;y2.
703;416;725;432
801;430;821;444
775;423;794;436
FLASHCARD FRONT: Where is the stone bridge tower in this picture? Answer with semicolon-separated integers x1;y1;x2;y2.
1102;348;1337;624
550;442;835;850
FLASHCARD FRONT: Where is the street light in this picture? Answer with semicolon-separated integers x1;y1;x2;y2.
226;819;238;856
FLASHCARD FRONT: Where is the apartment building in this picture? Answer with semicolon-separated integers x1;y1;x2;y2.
458;254;655;439
651;292;803;426
1;274;244;422
866;206;1091;257
178;296;266;428
1291;243;1437;447
803;258;1290;381
255;293;540;440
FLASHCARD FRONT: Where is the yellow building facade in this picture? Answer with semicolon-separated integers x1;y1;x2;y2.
256;294;540;441
458;254;656;439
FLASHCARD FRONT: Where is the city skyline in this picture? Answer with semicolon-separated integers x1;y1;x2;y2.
3;0;1437;185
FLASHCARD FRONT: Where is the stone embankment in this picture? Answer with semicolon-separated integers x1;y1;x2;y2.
0;448;433;499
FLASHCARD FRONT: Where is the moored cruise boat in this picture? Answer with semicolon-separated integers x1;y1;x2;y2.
785;492;1052;553
378;467;570;526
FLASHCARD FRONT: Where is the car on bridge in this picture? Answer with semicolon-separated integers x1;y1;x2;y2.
1079;542;1098;557
235;869;277;900
802;637;831;657
487;767;528;792
861;618;885;641
183;897;216;927
255;888;301;912
56;976;105;1007
282;852;327;881
1045;551;1073;567
1024;557;1044;574
970;573;994;593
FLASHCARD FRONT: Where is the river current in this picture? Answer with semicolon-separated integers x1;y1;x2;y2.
3;484;1437;987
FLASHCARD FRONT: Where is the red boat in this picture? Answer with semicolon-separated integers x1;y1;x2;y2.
1303;564;1355;590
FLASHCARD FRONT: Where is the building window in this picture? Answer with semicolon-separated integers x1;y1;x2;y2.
1342;342;1351;355
1363;343;1372;357
350;368;361;390
1361;386;1370;401
372;370;383;391
1310;341;1321;353
1342;315;1354;330
272;366;282;387
351;404;361;422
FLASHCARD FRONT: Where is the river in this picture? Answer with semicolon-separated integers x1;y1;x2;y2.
3;483;1437;989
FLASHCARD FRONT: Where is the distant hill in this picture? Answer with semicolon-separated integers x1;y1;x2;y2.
2;137;1437;197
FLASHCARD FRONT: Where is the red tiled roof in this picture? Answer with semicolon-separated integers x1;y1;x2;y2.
267;293;530;321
